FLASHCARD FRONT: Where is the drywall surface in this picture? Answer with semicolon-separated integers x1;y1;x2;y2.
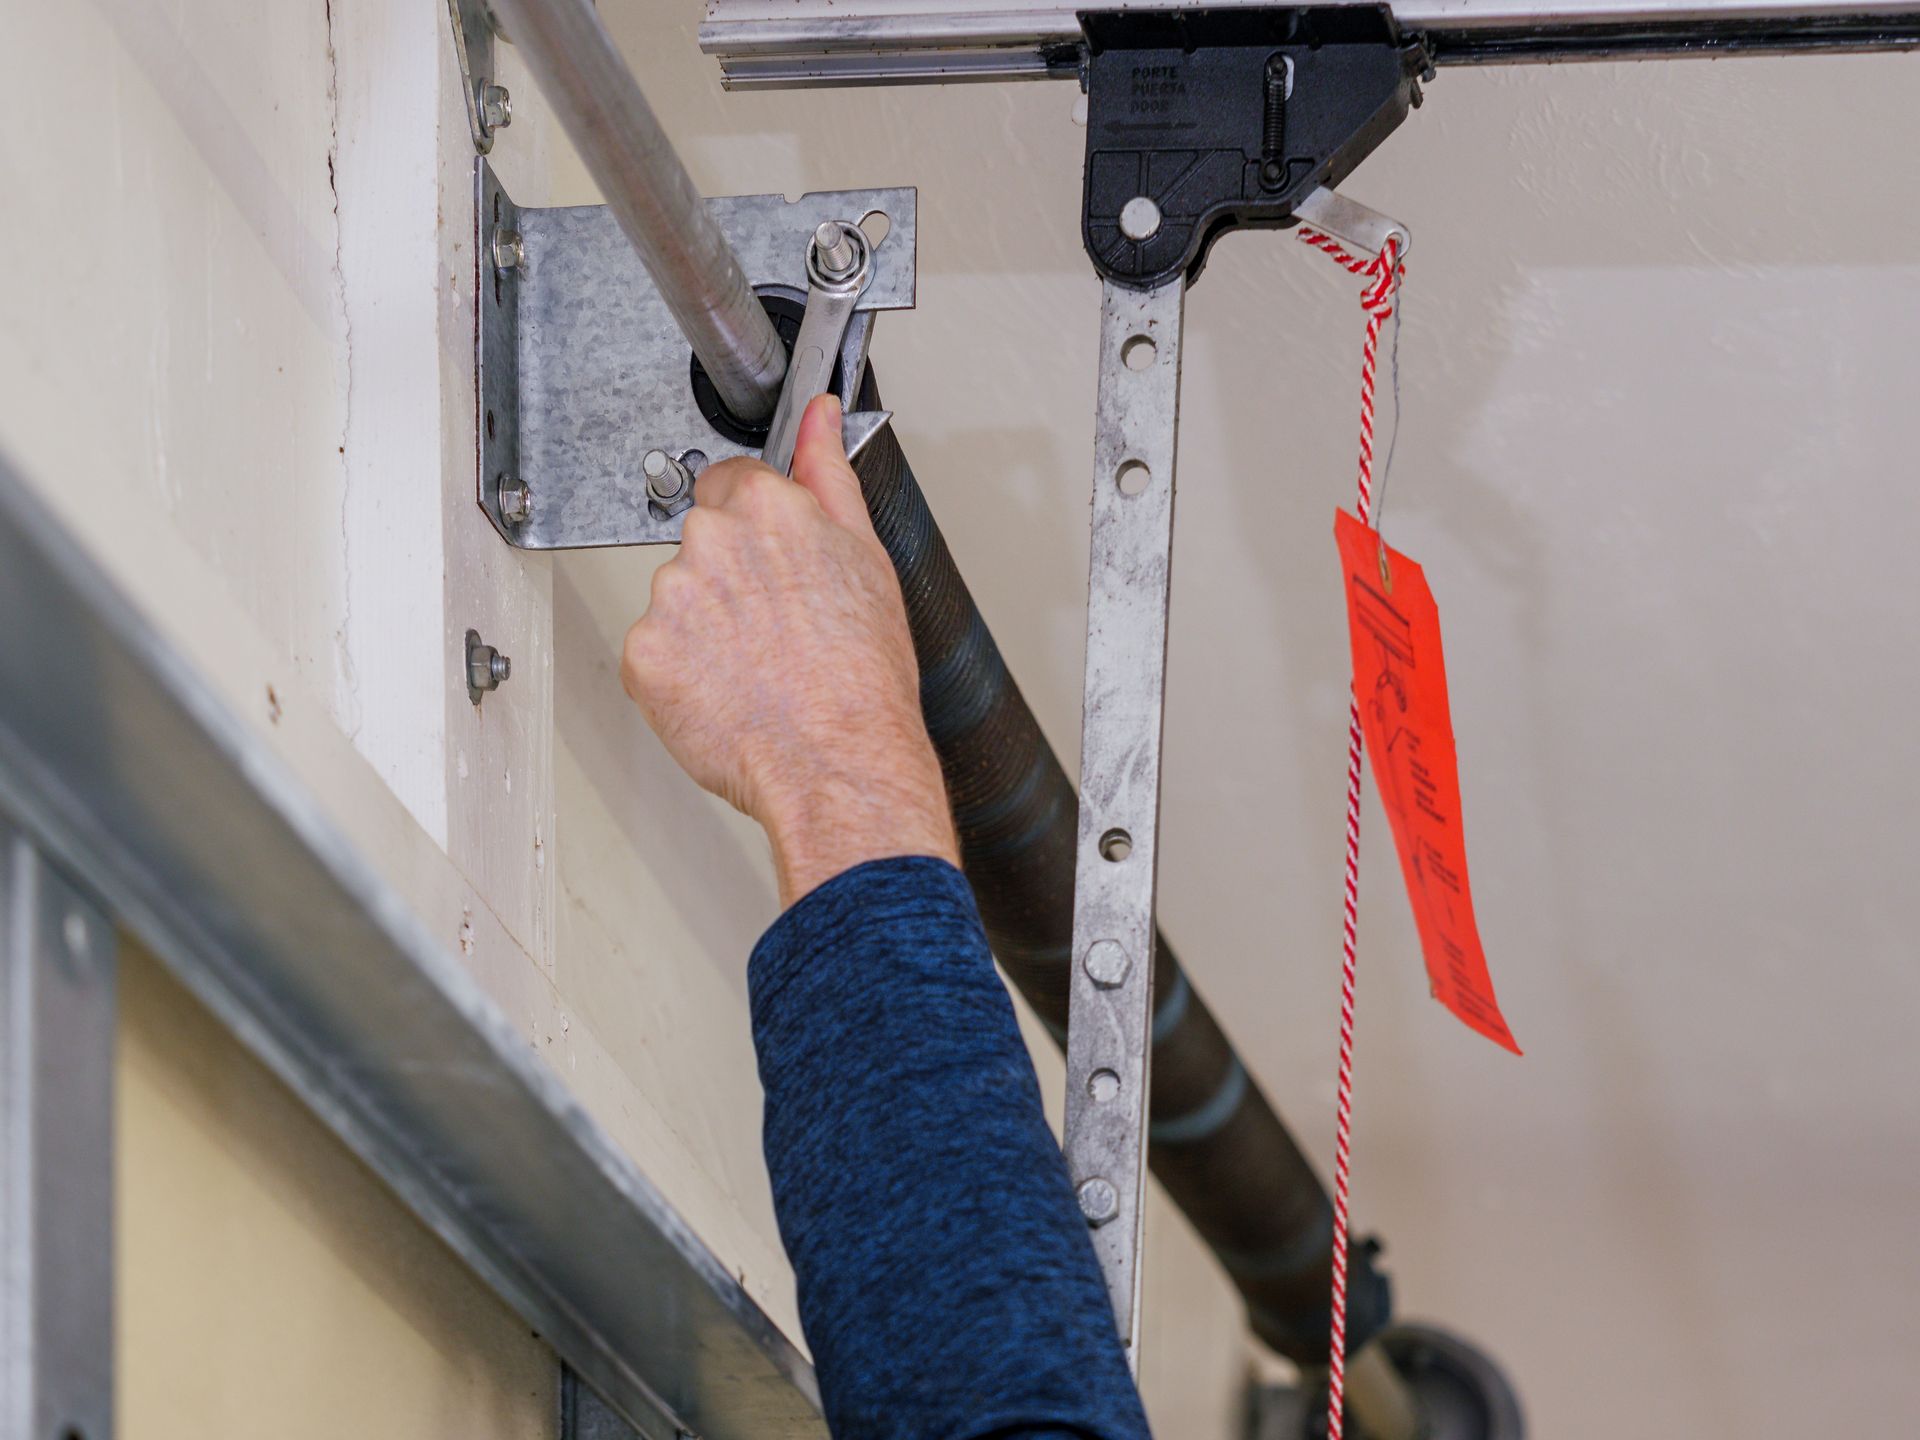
569;9;1920;1434
118;943;556;1438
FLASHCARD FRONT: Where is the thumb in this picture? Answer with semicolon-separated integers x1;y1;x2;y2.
790;394;874;535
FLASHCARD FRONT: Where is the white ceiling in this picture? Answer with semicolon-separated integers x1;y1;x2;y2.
590;12;1920;1434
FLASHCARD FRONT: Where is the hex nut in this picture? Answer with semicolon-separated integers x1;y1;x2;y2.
812;220;858;278
492;227;524;273
497;476;533;526
465;629;511;704
1077;1177;1120;1228
1083;939;1131;990
642;448;695;513
479;83;512;133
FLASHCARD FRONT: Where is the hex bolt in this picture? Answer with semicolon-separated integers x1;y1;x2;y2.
642;448;695;511
466;629;511;704
1077;1177;1121;1228
812;220;858;278
1083;938;1131;990
810;219;856;278
1119;195;1162;242
492;227;524;273
496;475;533;526
479;82;512;134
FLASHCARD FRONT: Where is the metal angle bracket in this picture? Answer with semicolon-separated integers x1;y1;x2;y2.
1078;6;1428;288
475;161;915;549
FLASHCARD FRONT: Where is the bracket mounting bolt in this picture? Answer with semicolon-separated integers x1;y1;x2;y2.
492;227;524;273
479;82;512;134
466;629;511;704
496;475;532;526
811;220;858;279
1083;939;1131;990
642;448;695;514
1077;1177;1121;1228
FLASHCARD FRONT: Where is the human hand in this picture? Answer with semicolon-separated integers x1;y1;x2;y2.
621;393;959;907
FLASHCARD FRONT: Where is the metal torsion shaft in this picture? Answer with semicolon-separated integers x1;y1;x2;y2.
851;373;1392;1365
486;0;789;423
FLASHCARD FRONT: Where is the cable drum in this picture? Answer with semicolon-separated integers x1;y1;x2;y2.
1294;1325;1526;1440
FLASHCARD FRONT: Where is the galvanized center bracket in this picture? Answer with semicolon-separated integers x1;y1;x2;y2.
475;160;916;549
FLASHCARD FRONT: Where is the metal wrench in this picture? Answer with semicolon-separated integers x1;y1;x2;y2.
760;220;875;475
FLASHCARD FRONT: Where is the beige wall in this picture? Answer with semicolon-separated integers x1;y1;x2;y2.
118;942;555;1438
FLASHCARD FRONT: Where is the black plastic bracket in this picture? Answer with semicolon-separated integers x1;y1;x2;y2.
1078;7;1428;290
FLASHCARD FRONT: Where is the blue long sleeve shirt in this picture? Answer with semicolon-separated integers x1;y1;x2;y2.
749;856;1153;1440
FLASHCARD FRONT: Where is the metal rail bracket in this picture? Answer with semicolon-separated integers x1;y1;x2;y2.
475;161;915;549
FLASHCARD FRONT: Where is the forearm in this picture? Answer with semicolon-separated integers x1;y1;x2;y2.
759;725;957;908
749;857;1151;1440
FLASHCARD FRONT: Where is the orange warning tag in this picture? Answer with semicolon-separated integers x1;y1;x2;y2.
1334;510;1521;1054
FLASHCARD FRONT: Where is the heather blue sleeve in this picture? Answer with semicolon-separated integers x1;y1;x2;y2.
750;856;1152;1440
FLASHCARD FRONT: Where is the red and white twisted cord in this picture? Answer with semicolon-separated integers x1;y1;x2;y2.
1297;224;1402;1440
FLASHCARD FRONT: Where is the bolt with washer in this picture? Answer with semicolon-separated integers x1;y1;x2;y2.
496;475;533;526
492;227;524;273
1119;195;1162;242
1083;938;1131;990
812;220;858;278
479;82;512;134
642;448;696;517
466;629;511;704
1077;1177;1121;1228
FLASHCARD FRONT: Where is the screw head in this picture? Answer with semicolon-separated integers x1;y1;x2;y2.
1083;939;1131;990
479;82;512;133
1077;1177;1121;1228
1119;195;1162;242
496;475;532;525
491;227;524;273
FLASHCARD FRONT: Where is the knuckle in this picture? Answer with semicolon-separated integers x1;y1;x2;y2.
649;558;689;603
677;504;717;548
694;456;757;507
620;619;655;696
735;466;779;508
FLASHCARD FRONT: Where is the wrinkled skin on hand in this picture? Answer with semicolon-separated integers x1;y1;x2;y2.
622;393;959;907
